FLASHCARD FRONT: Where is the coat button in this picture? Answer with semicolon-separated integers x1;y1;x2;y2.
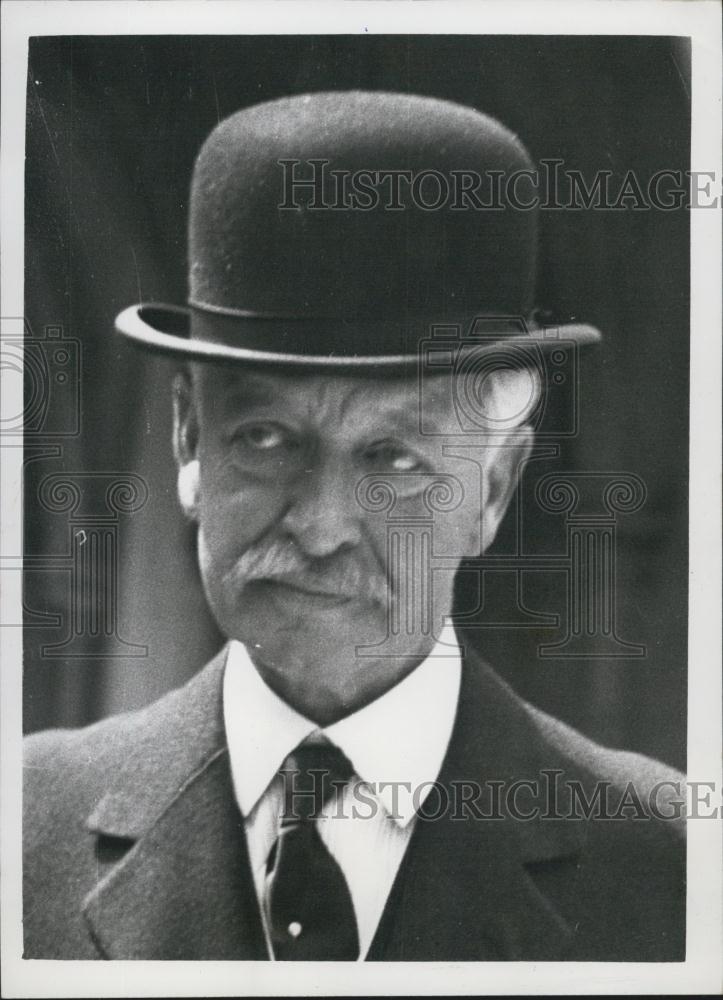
287;921;302;938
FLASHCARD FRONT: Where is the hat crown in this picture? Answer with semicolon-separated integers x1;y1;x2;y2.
188;90;538;323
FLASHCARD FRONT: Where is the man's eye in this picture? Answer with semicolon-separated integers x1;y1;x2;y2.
234;423;290;451
364;440;427;473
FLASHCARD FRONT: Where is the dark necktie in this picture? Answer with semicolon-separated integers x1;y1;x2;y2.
266;737;360;960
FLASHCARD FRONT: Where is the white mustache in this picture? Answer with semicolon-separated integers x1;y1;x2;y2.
223;538;389;605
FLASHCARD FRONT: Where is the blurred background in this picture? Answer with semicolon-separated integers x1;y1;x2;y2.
23;35;689;769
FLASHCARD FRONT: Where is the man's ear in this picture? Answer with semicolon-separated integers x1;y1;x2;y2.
172;370;201;520
480;424;534;552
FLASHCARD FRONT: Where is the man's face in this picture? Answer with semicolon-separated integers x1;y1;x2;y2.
174;363;530;723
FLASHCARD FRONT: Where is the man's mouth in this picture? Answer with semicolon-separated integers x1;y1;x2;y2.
223;544;389;607
260;578;357;607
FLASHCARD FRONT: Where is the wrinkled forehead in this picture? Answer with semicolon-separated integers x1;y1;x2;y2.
191;362;448;425
189;361;538;434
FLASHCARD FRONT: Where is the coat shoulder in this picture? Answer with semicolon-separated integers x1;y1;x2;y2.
463;653;686;846
469;668;687;960
522;697;686;836
24;646;228;825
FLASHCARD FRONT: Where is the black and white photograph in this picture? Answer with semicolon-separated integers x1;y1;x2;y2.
1;1;721;996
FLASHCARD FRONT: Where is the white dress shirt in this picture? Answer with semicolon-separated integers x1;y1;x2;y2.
222;622;462;959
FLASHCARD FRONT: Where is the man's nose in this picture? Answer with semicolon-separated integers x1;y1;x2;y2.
280;459;363;558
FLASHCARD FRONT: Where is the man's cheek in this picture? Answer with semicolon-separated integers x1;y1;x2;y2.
198;473;284;540
382;481;481;558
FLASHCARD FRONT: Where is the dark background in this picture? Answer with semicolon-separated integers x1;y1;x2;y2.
24;35;689;769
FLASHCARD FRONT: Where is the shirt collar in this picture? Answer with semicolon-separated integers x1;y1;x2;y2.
223;623;462;827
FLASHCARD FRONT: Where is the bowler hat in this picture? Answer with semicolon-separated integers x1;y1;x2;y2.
115;90;600;369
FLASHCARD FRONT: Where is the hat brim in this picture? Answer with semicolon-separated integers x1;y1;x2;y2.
116;303;601;371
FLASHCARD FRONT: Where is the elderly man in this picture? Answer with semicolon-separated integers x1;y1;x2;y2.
24;91;685;961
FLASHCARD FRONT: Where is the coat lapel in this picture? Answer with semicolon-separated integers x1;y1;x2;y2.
369;644;586;961
82;647;267;960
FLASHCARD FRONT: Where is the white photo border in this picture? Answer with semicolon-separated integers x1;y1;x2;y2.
2;1;720;995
